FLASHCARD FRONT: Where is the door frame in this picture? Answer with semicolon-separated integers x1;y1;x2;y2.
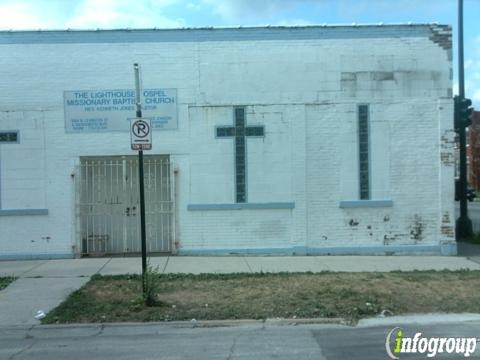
75;154;174;256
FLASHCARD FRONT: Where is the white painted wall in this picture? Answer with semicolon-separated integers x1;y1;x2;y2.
0;25;455;258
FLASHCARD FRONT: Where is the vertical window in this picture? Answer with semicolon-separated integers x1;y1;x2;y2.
358;105;370;200
235;108;246;203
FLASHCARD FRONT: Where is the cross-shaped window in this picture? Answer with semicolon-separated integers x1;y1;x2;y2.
216;107;265;203
0;131;19;143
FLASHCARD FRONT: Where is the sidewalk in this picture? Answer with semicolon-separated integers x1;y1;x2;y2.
1;255;480;326
2;255;480;278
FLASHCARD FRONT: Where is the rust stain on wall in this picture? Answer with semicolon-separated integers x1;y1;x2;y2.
441;225;455;238
440;130;455;149
410;215;424;241
383;232;408;245
349;219;359;227
442;212;451;224
441;152;455;166
428;24;452;51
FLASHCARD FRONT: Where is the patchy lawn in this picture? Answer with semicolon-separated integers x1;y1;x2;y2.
43;270;480;324
0;277;14;291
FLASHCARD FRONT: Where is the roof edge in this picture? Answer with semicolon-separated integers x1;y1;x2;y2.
0;23;451;34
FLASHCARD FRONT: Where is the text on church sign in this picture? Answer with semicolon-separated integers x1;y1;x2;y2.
64;88;177;132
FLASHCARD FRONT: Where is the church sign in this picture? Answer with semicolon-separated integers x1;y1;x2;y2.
64;88;177;132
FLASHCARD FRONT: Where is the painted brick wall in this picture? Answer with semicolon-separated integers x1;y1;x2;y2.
0;25;454;258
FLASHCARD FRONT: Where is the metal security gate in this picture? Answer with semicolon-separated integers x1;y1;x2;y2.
78;155;174;255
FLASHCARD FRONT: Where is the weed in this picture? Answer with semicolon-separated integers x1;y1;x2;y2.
0;277;14;291
143;259;163;307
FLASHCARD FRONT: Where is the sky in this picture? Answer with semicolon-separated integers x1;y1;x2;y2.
0;0;479;106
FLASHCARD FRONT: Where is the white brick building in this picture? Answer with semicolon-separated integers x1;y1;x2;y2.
0;24;456;259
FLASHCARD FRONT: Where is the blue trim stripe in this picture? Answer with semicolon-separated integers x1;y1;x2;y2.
0;252;74;261
0;209;48;216
187;202;295;211
0;25;436;45
339;200;393;208
178;244;457;256
0;245;457;260
179;247;298;255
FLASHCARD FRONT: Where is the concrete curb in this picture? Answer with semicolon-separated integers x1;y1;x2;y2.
357;313;480;327
190;317;347;327
2;314;480;333
33;317;347;329
191;319;264;327
263;317;347;326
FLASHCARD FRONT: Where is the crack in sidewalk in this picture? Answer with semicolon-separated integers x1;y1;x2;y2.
162;256;170;273
95;258;113;275
19;261;48;278
242;257;253;273
9;339;37;359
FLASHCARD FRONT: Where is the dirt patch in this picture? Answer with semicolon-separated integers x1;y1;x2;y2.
43;271;480;324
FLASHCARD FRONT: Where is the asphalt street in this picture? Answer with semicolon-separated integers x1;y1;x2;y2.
456;201;480;217
456;201;480;232
466;201;480;218
2;320;480;359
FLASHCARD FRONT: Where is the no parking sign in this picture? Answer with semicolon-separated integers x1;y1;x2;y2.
130;118;152;150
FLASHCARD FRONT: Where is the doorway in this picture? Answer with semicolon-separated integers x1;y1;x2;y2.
78;155;174;255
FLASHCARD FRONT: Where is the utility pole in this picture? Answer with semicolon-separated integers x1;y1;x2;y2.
456;0;473;238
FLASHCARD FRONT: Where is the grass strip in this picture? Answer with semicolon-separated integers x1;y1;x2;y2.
43;270;480;324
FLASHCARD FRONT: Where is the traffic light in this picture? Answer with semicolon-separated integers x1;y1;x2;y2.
454;95;474;132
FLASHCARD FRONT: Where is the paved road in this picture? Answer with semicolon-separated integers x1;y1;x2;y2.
2;320;480;359
469;202;480;232
456;201;480;236
456;201;480;231
469;201;480;212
